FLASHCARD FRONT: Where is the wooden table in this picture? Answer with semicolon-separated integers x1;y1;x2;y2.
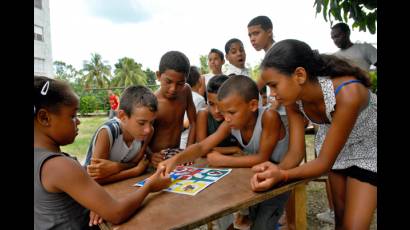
99;167;310;230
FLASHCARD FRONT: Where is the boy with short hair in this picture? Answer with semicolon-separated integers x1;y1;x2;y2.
84;85;156;185
259;85;268;106
204;48;225;86
160;75;302;230
224;38;250;77
149;51;197;168
247;15;288;126
197;74;241;154
248;15;275;53
180;66;206;149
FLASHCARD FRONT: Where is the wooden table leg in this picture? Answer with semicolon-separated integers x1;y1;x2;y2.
293;183;307;230
98;222;112;230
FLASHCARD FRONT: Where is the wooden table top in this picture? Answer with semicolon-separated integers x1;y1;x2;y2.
100;166;309;230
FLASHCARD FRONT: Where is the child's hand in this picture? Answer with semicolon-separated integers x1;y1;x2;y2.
251;161;275;173
137;154;149;170
207;151;225;167
89;210;103;226
87;158;120;179
145;166;171;192
150;151;165;168
158;157;178;176
250;162;281;192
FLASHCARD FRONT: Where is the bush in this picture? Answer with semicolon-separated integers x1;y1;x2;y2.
80;95;98;116
369;71;377;93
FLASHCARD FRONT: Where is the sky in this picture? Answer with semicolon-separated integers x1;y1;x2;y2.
49;0;377;72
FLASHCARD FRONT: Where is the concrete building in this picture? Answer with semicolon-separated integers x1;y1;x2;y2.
34;0;53;77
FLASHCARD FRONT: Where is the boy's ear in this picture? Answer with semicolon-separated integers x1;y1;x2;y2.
294;67;307;85
249;99;259;112
37;109;51;127
267;28;273;38
117;109;128;121
156;71;161;80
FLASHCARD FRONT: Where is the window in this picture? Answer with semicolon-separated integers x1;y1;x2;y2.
34;58;45;73
34;25;43;41
34;0;42;9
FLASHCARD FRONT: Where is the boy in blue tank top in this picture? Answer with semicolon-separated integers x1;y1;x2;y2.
159;75;306;230
84;85;157;185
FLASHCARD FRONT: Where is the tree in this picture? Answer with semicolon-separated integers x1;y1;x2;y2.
314;0;377;34
111;57;147;87
144;68;159;91
248;63;261;81
199;55;209;74
82;53;112;89
53;61;80;83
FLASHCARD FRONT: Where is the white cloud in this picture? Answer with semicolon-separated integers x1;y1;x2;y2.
50;0;377;72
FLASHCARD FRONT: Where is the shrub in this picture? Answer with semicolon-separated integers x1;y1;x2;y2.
368;71;377;93
79;95;98;116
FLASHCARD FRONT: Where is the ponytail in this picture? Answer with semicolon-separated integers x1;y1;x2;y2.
262;39;372;88
313;54;371;87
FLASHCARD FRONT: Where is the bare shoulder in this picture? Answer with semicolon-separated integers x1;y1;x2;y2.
262;107;281;122
183;84;193;96
332;76;368;108
41;155;86;192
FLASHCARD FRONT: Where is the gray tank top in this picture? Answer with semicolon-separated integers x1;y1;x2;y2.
34;148;89;230
231;107;289;163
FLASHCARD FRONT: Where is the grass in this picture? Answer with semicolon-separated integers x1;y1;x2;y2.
61;115;108;162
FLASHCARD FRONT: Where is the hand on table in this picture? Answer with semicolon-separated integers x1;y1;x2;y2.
87;158;120;179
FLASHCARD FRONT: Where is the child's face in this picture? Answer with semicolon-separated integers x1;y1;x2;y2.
208;53;224;74
226;42;246;68
261;67;302;106
120;106;156;141
157;69;186;99
218;93;257;130
248;25;272;51
50;101;80;146
207;93;224;121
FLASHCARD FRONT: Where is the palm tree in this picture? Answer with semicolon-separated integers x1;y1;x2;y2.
111;57;147;87
82;53;111;89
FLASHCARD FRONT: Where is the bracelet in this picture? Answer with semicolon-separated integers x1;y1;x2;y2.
281;170;289;182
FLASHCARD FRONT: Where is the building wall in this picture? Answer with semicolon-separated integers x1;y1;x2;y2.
34;0;53;77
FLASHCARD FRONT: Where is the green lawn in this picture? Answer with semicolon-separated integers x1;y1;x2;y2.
61;115;108;162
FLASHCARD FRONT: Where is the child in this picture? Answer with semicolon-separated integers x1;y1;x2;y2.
83;85;156;185
247;15;275;52
149;51;197;168
34;76;171;228
224;38;250;77
196;74;240;153
199;48;226;96
180;66;206;149
159;75;306;230
259;85;268;106
251;39;377;229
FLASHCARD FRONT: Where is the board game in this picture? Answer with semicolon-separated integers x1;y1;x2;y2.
134;166;232;196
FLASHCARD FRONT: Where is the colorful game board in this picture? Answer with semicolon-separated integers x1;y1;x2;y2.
134;166;232;196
